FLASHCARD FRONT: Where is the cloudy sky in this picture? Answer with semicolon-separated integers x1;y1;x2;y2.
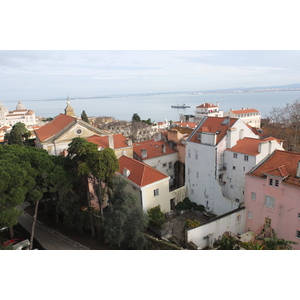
1;50;300;101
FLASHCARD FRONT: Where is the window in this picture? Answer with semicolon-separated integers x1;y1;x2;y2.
235;198;240;203
297;230;300;239
196;172;199;178
232;166;236;170
248;211;253;219
298;213;300;219
233;153;237;159
230;185;234;189
269;178;279;187
162;163;167;168
76;128;82;135
265;196;274;209
188;149;191;158
244;155;249;162
169;162;172;169
251;192;256;201
195;150;198;160
154;189;159;196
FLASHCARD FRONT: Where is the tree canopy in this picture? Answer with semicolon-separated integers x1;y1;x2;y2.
104;177;148;249
267;99;300;151
81;110;90;124
4;122;31;146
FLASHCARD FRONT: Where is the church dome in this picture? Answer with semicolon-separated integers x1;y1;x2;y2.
16;101;26;110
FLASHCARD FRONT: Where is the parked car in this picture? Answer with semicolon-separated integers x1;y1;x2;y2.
0;227;8;233
2;238;32;250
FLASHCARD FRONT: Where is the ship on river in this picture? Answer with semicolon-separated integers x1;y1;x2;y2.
171;103;191;108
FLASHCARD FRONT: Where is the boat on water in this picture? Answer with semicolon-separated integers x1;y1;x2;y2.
171;103;191;108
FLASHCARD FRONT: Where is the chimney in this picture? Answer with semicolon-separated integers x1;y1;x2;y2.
126;139;132;147
123;168;130;177
297;161;300;178
141;149;147;158
108;135;114;149
162;144;166;153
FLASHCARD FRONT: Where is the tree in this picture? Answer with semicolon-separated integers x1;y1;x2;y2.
0;145;67;247
81;110;90;124
259;229;298;250
67;138;119;230
4;122;31;146
267;99;300;151
147;205;166;228
132;113;141;122
215;232;240;250
104;177;148;249
0;158;28;238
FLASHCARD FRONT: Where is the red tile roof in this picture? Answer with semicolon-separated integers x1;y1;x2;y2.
189;117;238;145
227;137;280;156
248;150;300;189
133;139;177;160
173;122;198;128
87;134;129;149
118;155;169;187
34;113;76;142
196;103;218;108
231;108;259;115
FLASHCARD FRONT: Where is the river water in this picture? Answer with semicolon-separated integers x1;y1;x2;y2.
3;90;300;123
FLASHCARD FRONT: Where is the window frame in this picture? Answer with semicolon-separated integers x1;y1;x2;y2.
154;188;159;196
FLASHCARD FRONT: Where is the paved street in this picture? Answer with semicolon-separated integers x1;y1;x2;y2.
18;203;89;250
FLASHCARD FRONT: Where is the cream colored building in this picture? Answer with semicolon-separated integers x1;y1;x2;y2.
224;108;261;127
118;155;171;212
34;113;108;155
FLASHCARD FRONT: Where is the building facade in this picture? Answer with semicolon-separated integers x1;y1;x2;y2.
185;116;259;215
244;150;300;249
0;101;36;126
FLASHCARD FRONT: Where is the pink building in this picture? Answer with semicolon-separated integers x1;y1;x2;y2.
245;150;300;249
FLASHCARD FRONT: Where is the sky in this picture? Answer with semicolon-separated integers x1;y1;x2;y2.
1;50;300;101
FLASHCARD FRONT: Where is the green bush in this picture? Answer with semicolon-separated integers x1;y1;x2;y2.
184;219;201;229
147;205;166;228
175;197;205;212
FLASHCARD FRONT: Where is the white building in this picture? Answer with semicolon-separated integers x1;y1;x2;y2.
224;108;261;127
222;137;284;204
194;102;223;122
185;116;258;215
0;101;36;126
133;139;178;187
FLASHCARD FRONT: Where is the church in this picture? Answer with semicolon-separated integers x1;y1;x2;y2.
0;101;36;127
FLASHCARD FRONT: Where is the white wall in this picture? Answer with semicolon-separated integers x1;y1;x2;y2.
186;208;246;249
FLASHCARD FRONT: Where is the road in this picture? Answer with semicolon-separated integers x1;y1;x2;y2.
18;203;89;250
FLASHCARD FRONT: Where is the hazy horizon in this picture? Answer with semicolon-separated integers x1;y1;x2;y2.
1;50;300;102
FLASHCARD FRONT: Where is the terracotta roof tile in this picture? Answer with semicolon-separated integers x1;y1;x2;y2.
87;134;129;149
34;113;76;142
248;150;300;189
118;155;169;187
227;137;280;156
196;103;218;108
231;108;259;115
189;117;238;145
133;139;177;160
173;122;198;128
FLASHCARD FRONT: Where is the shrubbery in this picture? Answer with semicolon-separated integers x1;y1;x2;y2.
184;219;201;229
147;205;166;228
175;197;205;212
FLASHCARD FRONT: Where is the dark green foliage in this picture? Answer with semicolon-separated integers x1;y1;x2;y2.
4;122;32;146
104;177;148;249
258;229;298;250
215;232;240;250
147;205;166;228
132;113;141;122
175;197;205;212
81;110;90;124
